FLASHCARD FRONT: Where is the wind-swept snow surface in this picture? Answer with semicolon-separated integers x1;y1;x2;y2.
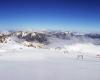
0;48;100;80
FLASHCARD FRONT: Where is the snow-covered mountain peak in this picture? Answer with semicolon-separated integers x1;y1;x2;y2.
0;30;100;49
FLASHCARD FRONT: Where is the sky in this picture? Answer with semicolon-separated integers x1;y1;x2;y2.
0;0;100;32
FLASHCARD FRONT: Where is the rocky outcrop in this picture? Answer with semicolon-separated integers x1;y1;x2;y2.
14;31;48;43
0;34;8;43
22;41;45;48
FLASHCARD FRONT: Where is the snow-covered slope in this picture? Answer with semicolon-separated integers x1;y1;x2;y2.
0;45;100;80
64;43;100;55
0;30;100;80
0;30;100;54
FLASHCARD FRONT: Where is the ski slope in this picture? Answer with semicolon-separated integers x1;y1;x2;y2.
0;36;100;80
0;46;100;80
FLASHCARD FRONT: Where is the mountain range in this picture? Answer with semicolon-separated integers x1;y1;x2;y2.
0;30;100;48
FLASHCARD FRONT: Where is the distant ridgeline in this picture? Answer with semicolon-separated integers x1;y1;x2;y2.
0;30;100;47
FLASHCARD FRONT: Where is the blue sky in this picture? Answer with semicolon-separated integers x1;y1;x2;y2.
0;0;100;32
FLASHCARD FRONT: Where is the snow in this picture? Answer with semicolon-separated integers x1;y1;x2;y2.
0;38;100;80
0;50;6;52
0;47;100;80
64;43;100;54
0;57;100;80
